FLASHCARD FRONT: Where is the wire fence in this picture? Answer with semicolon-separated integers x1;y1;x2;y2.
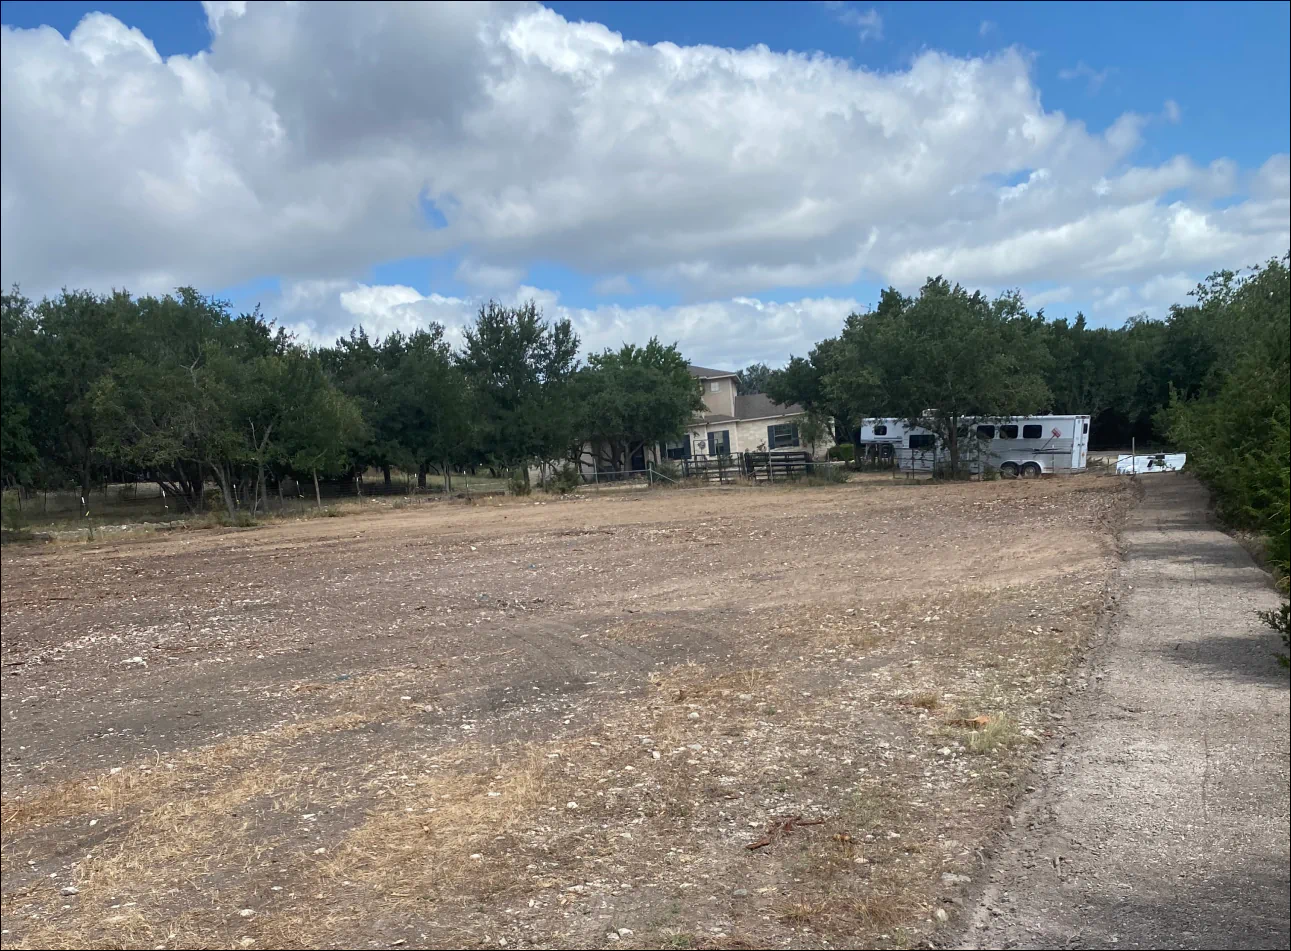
1;470;512;522
3;448;1137;529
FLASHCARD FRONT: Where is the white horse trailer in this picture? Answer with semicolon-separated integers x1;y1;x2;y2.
862;415;1092;477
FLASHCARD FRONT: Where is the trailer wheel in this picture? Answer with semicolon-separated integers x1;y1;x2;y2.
1020;461;1043;478
1000;462;1019;478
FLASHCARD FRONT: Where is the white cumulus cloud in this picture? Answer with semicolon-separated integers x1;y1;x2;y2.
0;1;1285;358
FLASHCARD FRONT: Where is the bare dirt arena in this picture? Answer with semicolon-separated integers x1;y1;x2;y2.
2;477;1131;950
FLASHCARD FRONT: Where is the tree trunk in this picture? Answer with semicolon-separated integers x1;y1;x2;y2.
947;416;960;477
382;465;392;489
444;462;453;493
210;462;237;520
277;477;285;511
252;463;265;516
313;469;322;510
417;463;427;490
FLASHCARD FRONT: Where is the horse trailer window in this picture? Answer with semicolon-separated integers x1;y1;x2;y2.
977;424;995;439
999;424;1018;439
1022;424;1043;439
1083;422;1089;434
908;434;936;449
873;424;888;436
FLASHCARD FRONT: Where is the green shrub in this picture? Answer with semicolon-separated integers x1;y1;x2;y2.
791;463;849;486
545;463;582;495
1258;602;1290;667
828;443;855;462
508;471;532;496
1;491;27;531
652;460;682;482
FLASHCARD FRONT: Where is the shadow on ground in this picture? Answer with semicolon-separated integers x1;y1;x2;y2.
1157;631;1291;687
1071;863;1291;950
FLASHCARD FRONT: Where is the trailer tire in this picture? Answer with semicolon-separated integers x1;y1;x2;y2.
1020;461;1043;479
1000;462;1019;478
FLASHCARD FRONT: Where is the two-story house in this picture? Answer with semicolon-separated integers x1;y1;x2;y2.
662;365;834;460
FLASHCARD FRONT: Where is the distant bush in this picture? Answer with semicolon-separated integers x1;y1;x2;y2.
827;443;855;462
545;463;582;495
1;491;28;531
508;471;532;496
790;463;849;486
652;460;682;482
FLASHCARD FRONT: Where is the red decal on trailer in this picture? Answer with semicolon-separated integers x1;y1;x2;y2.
1051;427;1061;437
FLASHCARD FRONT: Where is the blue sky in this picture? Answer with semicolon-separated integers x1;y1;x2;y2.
1;1;1287;367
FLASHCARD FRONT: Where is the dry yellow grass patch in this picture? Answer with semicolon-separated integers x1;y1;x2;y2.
0;712;368;838
313;746;552;901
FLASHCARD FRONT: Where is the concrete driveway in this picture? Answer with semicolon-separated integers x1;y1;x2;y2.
960;473;1290;950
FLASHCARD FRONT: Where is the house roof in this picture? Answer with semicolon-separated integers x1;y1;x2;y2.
734;393;804;421
687;364;738;379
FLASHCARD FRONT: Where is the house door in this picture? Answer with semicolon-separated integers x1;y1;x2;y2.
630;444;646;472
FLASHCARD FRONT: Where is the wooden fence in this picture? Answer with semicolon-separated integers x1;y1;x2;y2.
680;451;820;483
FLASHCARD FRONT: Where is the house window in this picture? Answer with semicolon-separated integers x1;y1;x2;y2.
665;439;691;460
873;424;888;436
709;381;720;392
1022;424;1043;439
768;423;799;448
977;424;995;439
909;433;936;449
707;430;731;455
999;424;1018;439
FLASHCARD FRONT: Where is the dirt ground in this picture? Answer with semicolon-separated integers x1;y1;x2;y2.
1;475;1131;950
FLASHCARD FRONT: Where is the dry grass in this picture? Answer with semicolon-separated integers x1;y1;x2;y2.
0;712;367;836
313;746;552;902
910;690;942;710
966;713;1023;754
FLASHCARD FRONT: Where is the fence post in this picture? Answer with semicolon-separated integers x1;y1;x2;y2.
648;461;654;487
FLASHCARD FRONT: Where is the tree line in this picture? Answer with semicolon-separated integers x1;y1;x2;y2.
758;256;1289;577
1;291;703;519
3;255;1287;581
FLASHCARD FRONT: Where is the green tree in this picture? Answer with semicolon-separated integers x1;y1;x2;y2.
383;327;473;491
1;289;41;488
458;300;580;484
735;362;773;395
767;338;858;456
1163;257;1290;578
321;328;403;484
281;352;367;509
826;278;1051;474
576;339;704;472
